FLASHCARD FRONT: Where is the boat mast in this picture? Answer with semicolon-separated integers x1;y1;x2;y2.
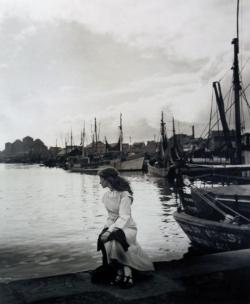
160;111;165;160
213;81;234;163
119;113;123;154
172;117;177;148
82;121;85;158
94;117;98;153
160;111;165;139
232;0;242;163
70;129;73;150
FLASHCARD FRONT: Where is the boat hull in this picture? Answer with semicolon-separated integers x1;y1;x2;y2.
147;163;169;177
181;164;250;176
174;211;250;251
70;156;144;173
110;156;144;171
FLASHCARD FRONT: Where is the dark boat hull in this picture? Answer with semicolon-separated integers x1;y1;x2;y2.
174;211;250;251
180;164;250;177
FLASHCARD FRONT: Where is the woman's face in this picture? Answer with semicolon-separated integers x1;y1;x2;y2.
99;176;109;188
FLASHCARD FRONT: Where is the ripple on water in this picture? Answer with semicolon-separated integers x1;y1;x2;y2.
0;164;190;280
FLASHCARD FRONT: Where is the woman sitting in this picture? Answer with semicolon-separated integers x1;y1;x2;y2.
97;167;154;288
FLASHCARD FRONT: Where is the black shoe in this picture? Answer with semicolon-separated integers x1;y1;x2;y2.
120;275;134;289
110;271;124;286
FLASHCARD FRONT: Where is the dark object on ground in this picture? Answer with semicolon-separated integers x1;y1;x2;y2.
90;264;117;285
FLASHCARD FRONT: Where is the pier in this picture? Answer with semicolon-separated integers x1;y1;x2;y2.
1;249;250;303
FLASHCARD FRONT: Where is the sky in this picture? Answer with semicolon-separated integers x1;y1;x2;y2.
0;0;249;149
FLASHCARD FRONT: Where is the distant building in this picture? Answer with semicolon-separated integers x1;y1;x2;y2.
23;136;34;152
85;141;106;155
208;130;235;152
145;140;158;154
130;142;146;154
2;136;49;162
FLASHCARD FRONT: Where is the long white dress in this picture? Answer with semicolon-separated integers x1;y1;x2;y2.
102;190;154;271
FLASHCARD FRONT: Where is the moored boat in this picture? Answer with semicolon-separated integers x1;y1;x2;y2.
110;154;144;171
70;114;145;173
174;210;250;251
177;0;250;176
147;112;173;177
147;162;170;177
174;174;250;252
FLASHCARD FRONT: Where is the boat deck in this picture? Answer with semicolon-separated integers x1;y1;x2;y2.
206;184;250;199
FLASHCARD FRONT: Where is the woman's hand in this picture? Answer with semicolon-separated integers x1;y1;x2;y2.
100;231;111;243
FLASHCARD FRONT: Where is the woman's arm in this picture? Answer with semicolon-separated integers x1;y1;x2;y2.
104;216;114;229
107;193;132;232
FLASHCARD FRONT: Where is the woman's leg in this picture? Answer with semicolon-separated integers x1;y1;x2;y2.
104;241;112;264
122;265;133;288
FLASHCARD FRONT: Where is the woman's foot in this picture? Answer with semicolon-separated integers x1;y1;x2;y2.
122;275;134;288
121;266;134;289
110;268;124;286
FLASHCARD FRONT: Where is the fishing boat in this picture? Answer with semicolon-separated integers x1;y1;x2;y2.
110;153;144;171
174;211;250;251
106;114;145;171
147;112;173;177
176;0;250;177
174;175;250;251
70;114;144;173
174;0;250;252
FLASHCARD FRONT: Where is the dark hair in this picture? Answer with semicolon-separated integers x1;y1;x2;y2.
98;167;133;195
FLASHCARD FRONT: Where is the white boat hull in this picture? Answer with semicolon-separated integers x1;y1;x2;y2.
70;156;144;173
110;156;144;171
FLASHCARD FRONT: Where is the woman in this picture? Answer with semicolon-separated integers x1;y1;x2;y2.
98;167;154;288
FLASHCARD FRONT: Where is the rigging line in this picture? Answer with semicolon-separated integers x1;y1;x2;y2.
191;187;228;217
199;92;214;138
242;92;250;118
247;103;250;119
223;78;232;126
201;99;236;140
198;187;250;223
199;83;234;138
239;57;250;75
218;68;232;83
207;93;213;146
240;87;250;123
227;85;234;128
241;99;245;131
216;106;220;132
241;82;250;106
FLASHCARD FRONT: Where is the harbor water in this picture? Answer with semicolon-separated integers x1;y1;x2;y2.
0;164;189;282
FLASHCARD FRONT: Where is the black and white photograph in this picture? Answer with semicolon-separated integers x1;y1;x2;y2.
0;0;250;303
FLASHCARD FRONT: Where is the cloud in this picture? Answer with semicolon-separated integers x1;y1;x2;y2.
0;0;249;149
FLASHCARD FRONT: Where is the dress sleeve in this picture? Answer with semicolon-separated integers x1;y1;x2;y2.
104;216;114;229
107;192;132;232
103;193;114;228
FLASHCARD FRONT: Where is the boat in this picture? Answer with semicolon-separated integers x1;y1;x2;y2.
147;112;173;177
173;174;250;251
110;153;145;171
174;210;250;251
174;0;250;252
178;0;250;180
70;114;144;173
180;163;250;177
105;114;145;171
175;0;250;177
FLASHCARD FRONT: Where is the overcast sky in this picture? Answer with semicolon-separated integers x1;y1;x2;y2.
0;0;249;149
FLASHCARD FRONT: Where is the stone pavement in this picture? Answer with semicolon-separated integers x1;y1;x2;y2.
1;249;250;304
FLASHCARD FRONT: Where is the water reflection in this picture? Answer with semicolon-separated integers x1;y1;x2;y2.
0;165;190;281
